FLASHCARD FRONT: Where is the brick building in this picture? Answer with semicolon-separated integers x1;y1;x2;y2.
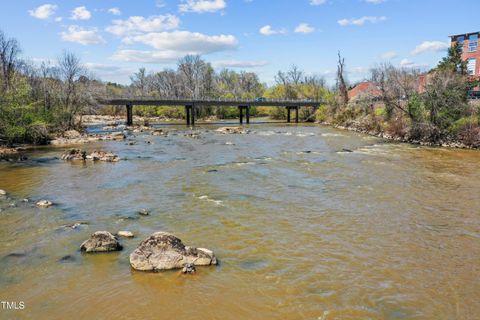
450;31;480;77
348;81;382;101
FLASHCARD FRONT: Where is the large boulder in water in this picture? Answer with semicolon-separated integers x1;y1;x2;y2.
61;149;86;160
129;232;217;271
87;151;119;162
80;231;122;252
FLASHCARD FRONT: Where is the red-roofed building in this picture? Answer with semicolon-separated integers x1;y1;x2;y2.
348;81;382;100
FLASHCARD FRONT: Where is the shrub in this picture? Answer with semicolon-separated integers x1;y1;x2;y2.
315;105;329;122
386;117;409;138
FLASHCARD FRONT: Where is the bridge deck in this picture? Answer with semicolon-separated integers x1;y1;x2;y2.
98;97;322;107
96;97;322;126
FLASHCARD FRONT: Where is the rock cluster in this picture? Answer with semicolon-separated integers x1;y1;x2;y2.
88;151;120;162
216;127;247;134
61;149;119;162
129;232;217;271
80;231;122;252
50;131;126;145
151;129;168;136
78;230;217;273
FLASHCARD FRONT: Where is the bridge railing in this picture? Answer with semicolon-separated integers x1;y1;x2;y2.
96;95;323;104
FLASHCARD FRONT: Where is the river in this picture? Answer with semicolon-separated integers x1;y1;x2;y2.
0;123;479;319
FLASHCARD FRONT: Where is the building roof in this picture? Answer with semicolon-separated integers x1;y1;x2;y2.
348;81;382;100
450;31;480;38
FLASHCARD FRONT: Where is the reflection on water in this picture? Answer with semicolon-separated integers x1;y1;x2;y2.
1;123;480;320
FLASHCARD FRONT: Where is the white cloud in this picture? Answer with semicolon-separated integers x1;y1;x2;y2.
179;0;226;13
114;30;238;63
112;50;187;63
211;60;268;68
365;0;386;3
411;41;449;55
156;0;167;8
60;26;105;45
84;63;136;83
259;25;286;36
123;31;238;53
338;16;386;26
295;23;315;34
70;6;91;20
310;0;326;5
28;4;57;20
381;51;397;59
108;8;121;16
398;59;429;69
106;15;180;36
400;58;414;66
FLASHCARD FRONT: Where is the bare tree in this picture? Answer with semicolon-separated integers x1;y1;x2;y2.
178;55;205;98
130;68;147;96
371;63;420;120
287;65;304;85
57;51;86;128
336;52;349;107
0;30;21;92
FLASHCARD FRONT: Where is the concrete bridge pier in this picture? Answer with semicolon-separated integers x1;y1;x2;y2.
185;105;195;126
126;103;133;126
238;106;250;125
286;106;299;123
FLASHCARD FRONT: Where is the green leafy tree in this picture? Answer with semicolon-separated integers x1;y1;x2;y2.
436;42;467;75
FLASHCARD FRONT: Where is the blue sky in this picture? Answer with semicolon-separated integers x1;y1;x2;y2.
1;0;479;85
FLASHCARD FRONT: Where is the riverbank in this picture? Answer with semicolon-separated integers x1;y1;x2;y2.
318;120;480;150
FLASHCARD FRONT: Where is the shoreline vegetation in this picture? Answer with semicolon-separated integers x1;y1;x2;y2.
1;30;479;155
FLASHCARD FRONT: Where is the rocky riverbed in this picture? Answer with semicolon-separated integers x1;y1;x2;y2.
1;123;480;319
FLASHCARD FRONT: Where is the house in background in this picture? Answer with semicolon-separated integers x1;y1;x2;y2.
348;81;382;101
450;31;480;77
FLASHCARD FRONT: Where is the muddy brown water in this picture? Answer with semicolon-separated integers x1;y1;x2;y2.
0;123;479;320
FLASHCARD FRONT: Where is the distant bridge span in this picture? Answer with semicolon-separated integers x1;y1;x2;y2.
97;97;323;126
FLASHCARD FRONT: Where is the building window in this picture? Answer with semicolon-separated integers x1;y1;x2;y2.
467;58;477;75
469;34;478;52
457;36;465;52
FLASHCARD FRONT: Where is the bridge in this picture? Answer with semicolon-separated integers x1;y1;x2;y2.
97;97;323;126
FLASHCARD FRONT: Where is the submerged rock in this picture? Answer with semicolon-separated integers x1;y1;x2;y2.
59;255;76;263
138;209;150;216
216;127;247;134
36;200;53;208
0;189;6;196
152;129;168;136
117;231;134;238
80;231;122;253
182;263;196;274
129;232;217;271
62;222;88;229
